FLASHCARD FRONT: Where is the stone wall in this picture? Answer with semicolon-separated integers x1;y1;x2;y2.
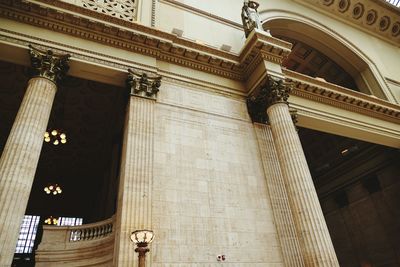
150;80;284;266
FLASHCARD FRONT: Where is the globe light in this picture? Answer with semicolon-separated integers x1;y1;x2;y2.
44;129;67;146
45;216;58;225
130;230;155;245
44;184;62;195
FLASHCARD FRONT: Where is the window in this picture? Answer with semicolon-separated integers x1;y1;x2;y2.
57;217;83;226
15;215;40;254
15;215;83;254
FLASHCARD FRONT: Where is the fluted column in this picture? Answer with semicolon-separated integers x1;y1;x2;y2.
114;69;161;267
248;76;339;266
0;45;69;266
254;123;305;267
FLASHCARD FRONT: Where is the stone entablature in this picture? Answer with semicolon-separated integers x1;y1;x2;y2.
0;0;290;82
293;0;400;45
285;69;400;123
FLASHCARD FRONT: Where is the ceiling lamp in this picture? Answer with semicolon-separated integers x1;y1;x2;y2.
44;216;58;225
44;129;67;145
44;184;62;195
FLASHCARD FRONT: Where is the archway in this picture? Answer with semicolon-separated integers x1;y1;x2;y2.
262;13;396;102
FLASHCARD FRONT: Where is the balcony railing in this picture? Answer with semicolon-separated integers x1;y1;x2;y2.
35;216;115;266
69;217;114;242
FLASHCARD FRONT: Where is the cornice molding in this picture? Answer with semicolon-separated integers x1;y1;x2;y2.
294;0;400;46
0;0;291;82
285;69;400;124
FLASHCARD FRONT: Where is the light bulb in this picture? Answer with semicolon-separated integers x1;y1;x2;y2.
60;133;66;139
49;185;53;190
53;140;59;145
61;139;66;144
51;130;57;136
58;189;62;193
44;132;49;138
53;191;57;195
44;137;50;142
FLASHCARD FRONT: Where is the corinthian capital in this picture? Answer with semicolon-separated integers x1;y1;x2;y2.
127;69;162;99
247;76;292;123
265;77;292;106
29;45;70;83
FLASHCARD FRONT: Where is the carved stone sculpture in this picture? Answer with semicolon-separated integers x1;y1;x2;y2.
241;0;267;38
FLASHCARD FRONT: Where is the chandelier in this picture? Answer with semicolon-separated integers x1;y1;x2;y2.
44;216;58;225
44;184;62;195
44;129;67;145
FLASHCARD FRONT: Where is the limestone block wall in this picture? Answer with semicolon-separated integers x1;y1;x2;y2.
150;80;284;266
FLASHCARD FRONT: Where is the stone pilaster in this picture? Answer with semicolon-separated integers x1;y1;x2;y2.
0;45;69;266
114;69;161;267
254;123;305;267
249;76;339;266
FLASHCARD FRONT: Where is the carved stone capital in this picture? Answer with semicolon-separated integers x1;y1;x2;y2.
29;45;70;83
127;69;162;99
247;76;293;123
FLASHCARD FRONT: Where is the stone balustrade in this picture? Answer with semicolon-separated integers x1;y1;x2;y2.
35;216;115;267
69;217;114;242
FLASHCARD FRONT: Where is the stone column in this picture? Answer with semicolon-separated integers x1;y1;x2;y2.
254;123;305;267
114;69;161;267
249;77;339;266
0;45;69;266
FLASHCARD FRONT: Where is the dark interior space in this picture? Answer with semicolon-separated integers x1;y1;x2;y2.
0;60;126;266
299;127;400;267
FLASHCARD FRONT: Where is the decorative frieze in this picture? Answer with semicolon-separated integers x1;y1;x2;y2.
29;45;70;83
127;69;162;99
296;0;400;43
81;0;137;22
285;69;400;124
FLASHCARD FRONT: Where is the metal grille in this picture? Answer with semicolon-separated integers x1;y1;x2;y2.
385;0;400;7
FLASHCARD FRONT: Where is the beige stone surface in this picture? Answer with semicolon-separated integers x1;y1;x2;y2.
150;82;284;266
0;77;56;266
267;103;339;266
254;123;305;267
114;96;155;267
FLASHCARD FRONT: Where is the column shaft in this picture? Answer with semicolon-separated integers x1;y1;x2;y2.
254;123;305;267
0;78;56;266
114;96;154;267
267;103;339;267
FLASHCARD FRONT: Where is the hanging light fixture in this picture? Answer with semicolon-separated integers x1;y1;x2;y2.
44;184;62;195
44;216;58;225
44;129;67;145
